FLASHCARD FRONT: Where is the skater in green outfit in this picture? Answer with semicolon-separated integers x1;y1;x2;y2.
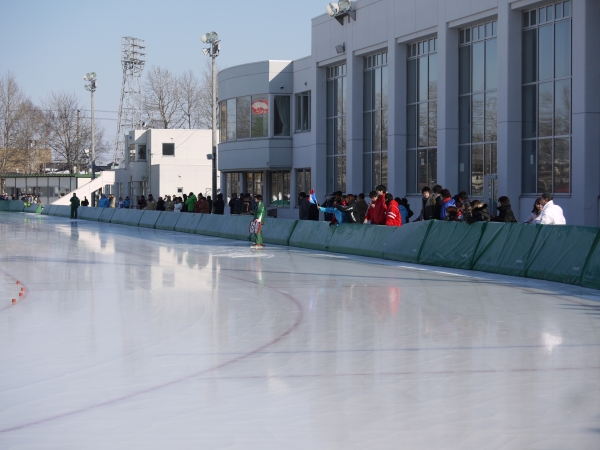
251;194;266;248
70;193;80;219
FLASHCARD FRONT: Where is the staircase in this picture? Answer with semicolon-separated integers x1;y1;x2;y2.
51;171;116;205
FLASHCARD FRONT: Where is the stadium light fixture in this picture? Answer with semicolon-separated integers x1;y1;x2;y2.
326;0;355;25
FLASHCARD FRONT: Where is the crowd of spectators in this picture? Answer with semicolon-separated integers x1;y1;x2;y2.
88;192;226;215
295;184;566;227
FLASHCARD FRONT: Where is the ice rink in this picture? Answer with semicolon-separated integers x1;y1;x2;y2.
1;212;600;449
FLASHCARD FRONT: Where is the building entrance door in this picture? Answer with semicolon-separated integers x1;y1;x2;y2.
484;175;498;216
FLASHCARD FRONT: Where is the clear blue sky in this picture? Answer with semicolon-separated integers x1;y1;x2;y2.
0;0;326;122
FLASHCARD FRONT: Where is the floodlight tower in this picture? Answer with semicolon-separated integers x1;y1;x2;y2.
114;37;146;167
84;72;97;207
201;31;220;200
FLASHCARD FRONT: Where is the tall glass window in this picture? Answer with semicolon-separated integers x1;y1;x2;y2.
363;51;388;193
296;168;311;205
226;173;241;198
406;38;437;194
458;20;498;197
522;1;571;194
296;91;311;132
219;95;268;141
326;64;346;194
269;170;291;207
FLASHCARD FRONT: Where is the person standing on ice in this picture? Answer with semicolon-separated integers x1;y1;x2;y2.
70;192;80;219
251;194;266;248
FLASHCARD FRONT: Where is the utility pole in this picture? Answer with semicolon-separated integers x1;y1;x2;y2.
201;31;220;201
76;109;80;174
84;72;97;206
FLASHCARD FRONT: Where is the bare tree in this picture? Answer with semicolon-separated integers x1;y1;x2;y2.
194;59;218;130
178;70;202;129
12;99;46;173
143;66;182;129
0;72;27;189
42;91;107;174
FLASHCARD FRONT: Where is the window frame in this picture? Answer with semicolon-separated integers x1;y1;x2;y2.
295;91;311;132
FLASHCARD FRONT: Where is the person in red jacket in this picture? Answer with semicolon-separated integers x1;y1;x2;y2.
372;185;388;225
385;193;402;226
363;191;378;224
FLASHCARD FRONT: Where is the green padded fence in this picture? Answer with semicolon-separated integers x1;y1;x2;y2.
8;201;25;212
262;218;299;246
174;213;204;234
196;214;227;237
328;223;397;258
120;209;145;226
98;208;116;223
41;205;53;215
219;215;253;241
289;220;336;251
472;223;542;277
580;235;600;290
155;212;180;231
23;203;43;214
139;210;162;228
382;221;433;264
0;201;9;211
418;221;487;269
526;225;600;286
77;206;93;220
174;213;202;233
110;208;132;225
53;205;71;217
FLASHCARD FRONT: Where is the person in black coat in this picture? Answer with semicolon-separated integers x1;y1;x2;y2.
299;192;310;220
213;193;225;214
467;200;491;223
492;196;517;222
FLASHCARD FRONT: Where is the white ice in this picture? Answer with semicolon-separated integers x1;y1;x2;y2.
1;213;600;449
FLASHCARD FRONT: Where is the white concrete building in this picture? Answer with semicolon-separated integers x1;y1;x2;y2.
218;0;600;225
117;128;216;204
52;128;216;206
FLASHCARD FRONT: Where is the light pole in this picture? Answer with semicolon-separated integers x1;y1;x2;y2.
201;32;219;201
84;72;97;206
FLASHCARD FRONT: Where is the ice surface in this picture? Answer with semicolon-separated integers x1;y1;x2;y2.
1;213;600;449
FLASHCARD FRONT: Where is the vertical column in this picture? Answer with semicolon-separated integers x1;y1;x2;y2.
388;39;407;197
313;62;328;204
571;0;600;226
345;52;363;194
496;1;523;218
436;19;460;192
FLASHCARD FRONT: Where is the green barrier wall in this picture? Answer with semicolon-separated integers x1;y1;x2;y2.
289;220;337;251
472;223;541;277
219;215;253;241
120;209;145;226
77;206;93;220
53;205;71;217
327;224;397;258
382;221;433;263
23;203;42;213
418;221;487;269
196;214;227;236
43;205;57;215
173;213;200;233
8;200;25;212
98;208;116;223
262;218;299;246
88;207;104;221
580;235;600;290
0;201;9;211
110;208;135;225
526;225;600;286
155;212;180;231
139;210;162;228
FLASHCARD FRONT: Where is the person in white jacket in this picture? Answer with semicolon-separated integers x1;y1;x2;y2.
539;192;566;225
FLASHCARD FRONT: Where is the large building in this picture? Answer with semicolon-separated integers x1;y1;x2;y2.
218;0;600;225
